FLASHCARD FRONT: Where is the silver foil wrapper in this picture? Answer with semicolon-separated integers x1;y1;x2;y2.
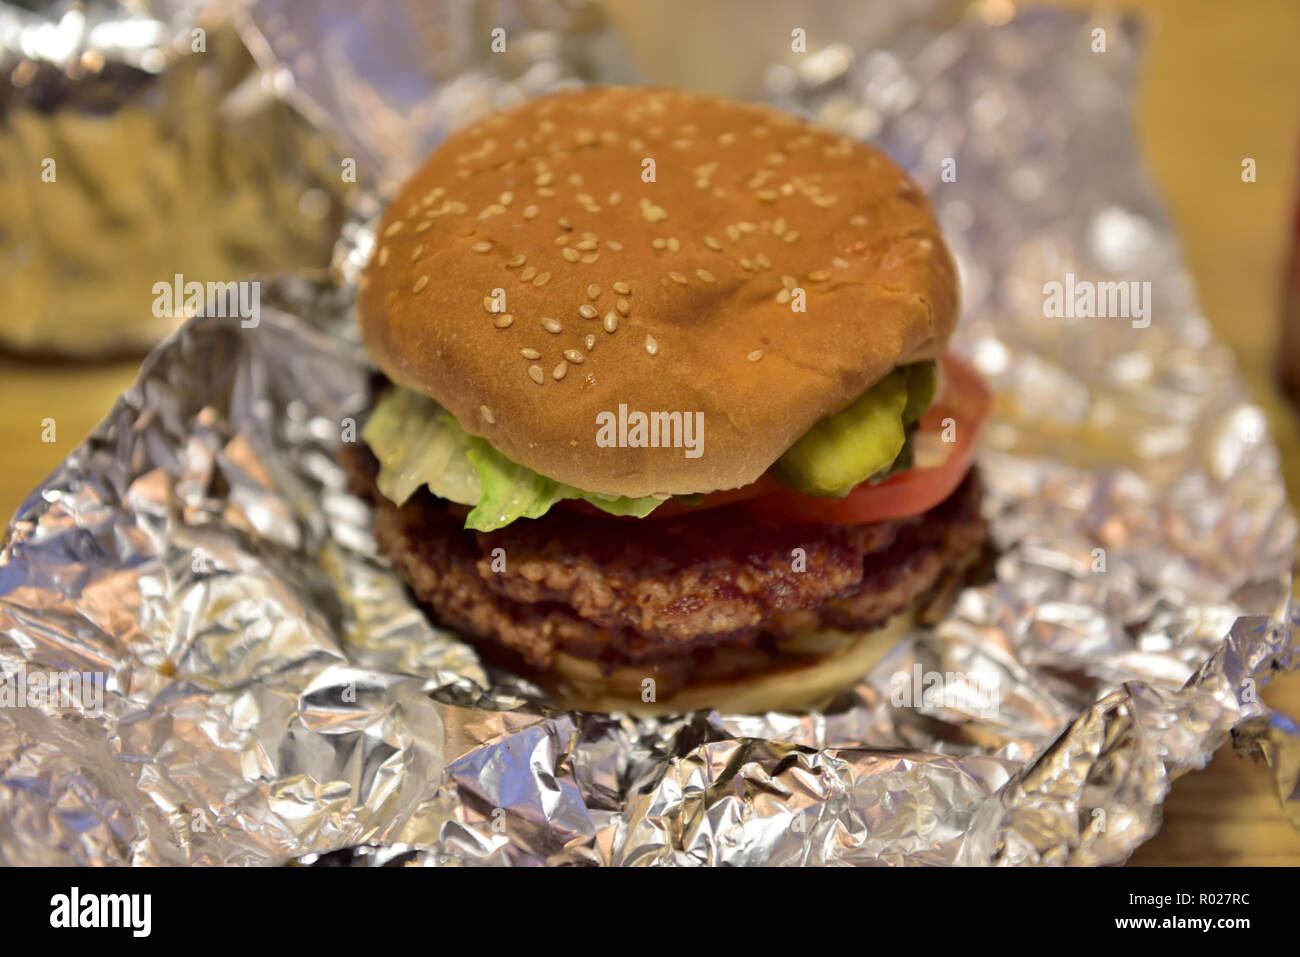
2;2;1297;866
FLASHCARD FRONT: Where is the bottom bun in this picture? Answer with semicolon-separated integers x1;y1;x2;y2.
537;614;913;716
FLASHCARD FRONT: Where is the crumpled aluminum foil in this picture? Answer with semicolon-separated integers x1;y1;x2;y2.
2;1;1298;866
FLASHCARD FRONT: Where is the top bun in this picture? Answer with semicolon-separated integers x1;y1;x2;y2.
358;86;958;498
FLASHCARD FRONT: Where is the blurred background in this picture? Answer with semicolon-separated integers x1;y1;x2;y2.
2;0;1298;863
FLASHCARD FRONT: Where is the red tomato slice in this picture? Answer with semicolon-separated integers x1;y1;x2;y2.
740;353;990;525
558;353;990;525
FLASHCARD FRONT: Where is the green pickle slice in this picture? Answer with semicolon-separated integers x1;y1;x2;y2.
772;361;937;498
901;360;938;426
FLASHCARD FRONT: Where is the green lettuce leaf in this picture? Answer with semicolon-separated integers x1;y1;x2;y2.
361;387;662;531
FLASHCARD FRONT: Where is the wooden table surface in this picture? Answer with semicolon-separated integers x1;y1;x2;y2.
3;0;1299;865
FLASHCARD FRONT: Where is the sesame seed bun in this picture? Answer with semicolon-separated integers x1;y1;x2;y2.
358;86;958;497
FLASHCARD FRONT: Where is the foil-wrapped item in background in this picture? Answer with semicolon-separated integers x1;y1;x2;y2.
0;0;350;355
1;1;1297;866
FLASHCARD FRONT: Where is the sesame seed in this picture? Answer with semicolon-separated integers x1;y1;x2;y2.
472;241;492;253
783;231;800;243
558;217;573;231
776;288;792;304
726;225;740;242
740;258;754;271
578;304;598;319
585;333;597;350
378;246;390;267
809;270;830;281
528;365;545;385
542;317;563;334
704;236;723;251
499;191;513;205
533;272;552;286
415;221;432;233
449;201;467;214
483;297;499;312
644;335;659;356
535;171;554;186
608;191;622;205
696;269;717;283
640;198;668;223
587;284;601;300
772;217;786;235
668;271;688;285
520;348;540;360
747;350;764;362
782;274;797;288
850;214;868;226
552;361;568;381
507;254;526;268
666;237;681;252
520;266;537;282
606;240;624;252
756;252;772;268
581;253;599;264
832;256;849;269
603;311;619;333
481;405;495;424
563;349;585;364
523;205;538;220
383;221;404;238
616;298;630;316
494;313;514;328
576;239;598;251
613;281;631;295
413;275;429;293
562;247;581;262
918;238;933;252
537;187;556;197
652;238;666;250
554;236;569;247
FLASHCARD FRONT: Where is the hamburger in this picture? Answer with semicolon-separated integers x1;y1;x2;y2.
347;86;991;715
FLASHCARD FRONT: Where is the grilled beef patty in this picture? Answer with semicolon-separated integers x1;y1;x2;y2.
343;443;986;692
